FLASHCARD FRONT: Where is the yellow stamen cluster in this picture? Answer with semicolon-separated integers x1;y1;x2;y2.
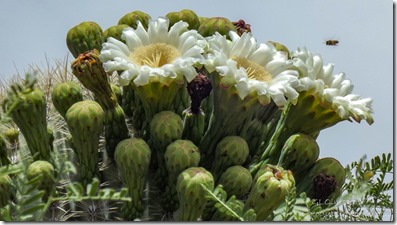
232;56;272;82
131;43;180;68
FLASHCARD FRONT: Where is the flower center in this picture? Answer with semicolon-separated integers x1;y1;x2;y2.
232;56;272;82
130;43;180;68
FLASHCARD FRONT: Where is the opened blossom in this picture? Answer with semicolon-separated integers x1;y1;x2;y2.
291;47;374;124
205;31;301;107
99;17;207;86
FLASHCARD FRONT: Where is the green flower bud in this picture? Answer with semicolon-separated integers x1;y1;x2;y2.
110;83;123;106
103;24;130;42
244;164;295;221
161;140;201;212
296;157;345;204
198;17;237;38
166;9;200;30
66;21;104;58
26;160;55;200
118;11;151;30
66;100;104;186
114;137;151;220
2;85;51;161
278;133;319;180
211;136;249;181
177;167;214;221
218;165;253;198
4;127;19;145
51;81;83;119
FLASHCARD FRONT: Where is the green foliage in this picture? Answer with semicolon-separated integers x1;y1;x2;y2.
201;184;247;221
318;153;394;221
202;153;393;222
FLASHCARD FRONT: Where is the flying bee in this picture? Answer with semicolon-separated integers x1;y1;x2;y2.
325;39;339;46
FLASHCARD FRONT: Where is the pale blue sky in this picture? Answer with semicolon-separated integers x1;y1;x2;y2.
0;0;393;167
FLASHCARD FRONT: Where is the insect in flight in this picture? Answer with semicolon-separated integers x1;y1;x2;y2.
325;39;339;46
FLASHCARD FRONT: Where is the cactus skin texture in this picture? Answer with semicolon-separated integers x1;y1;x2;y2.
2;84;52;161
296;157;346;204
166;9;200;30
244;164;295;221
66;21;104;58
217;165;253;199
0;174;11;208
51;81;83;119
65;100;104;186
211;136;249;181
162;139;200;212
114;138;151;221
118;11;151;29
26;160;55;200
176;167;214;221
198;17;237;38
277;133;320;181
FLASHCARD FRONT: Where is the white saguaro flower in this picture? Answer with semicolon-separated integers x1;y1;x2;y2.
292;47;374;124
206;31;301;107
100;17;207;86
